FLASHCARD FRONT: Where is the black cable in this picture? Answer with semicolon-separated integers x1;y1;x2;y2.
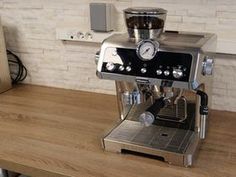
6;50;27;84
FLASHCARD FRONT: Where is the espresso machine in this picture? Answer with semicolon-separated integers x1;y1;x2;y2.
96;7;216;166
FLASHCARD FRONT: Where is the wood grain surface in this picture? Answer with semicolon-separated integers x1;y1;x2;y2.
0;84;235;177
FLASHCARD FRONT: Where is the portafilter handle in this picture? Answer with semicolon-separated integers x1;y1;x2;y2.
139;97;166;126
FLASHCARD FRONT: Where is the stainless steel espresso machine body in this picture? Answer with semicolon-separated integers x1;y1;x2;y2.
96;7;216;167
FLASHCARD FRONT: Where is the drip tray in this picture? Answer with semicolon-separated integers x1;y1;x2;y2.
103;120;199;166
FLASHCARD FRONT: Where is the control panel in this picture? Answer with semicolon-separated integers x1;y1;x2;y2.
101;48;192;82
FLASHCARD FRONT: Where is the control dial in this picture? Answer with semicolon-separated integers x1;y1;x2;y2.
202;57;214;75
106;62;115;71
156;69;162;75
136;40;159;61
126;66;132;72
119;65;125;71
164;70;170;76
173;68;183;79
141;68;147;73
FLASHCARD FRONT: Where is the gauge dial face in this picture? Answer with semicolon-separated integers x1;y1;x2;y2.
137;40;159;61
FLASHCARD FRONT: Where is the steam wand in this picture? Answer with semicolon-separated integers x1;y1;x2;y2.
196;90;209;139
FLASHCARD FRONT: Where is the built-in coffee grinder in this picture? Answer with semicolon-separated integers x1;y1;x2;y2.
96;7;216;166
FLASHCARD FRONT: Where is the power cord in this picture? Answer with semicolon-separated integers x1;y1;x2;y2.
6;50;27;84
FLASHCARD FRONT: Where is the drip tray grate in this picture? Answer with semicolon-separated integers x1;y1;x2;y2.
106;120;194;154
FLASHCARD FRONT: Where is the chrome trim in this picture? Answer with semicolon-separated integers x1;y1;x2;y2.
200;114;207;139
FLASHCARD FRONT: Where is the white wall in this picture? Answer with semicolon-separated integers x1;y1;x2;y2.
0;0;236;111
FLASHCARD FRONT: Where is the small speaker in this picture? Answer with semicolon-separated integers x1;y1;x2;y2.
90;3;115;32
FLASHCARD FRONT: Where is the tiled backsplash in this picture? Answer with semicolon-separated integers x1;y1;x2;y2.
0;0;236;112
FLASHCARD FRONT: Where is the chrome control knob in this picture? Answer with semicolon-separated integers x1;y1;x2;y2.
126;66;132;72
173;68;183;79
106;62;115;71
141;68;147;73
119;65;125;71
156;69;162;75
164;70;170;76
202;57;214;75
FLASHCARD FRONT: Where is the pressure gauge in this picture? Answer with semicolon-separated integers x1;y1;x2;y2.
136;40;159;61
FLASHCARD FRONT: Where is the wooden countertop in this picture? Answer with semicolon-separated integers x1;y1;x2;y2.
0;84;235;177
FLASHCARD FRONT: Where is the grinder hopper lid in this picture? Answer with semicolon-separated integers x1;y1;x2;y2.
124;7;167;15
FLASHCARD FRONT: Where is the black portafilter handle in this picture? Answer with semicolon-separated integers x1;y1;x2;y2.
139;97;166;126
146;97;166;116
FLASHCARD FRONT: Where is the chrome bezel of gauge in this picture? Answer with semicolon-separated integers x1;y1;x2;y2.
136;39;160;61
